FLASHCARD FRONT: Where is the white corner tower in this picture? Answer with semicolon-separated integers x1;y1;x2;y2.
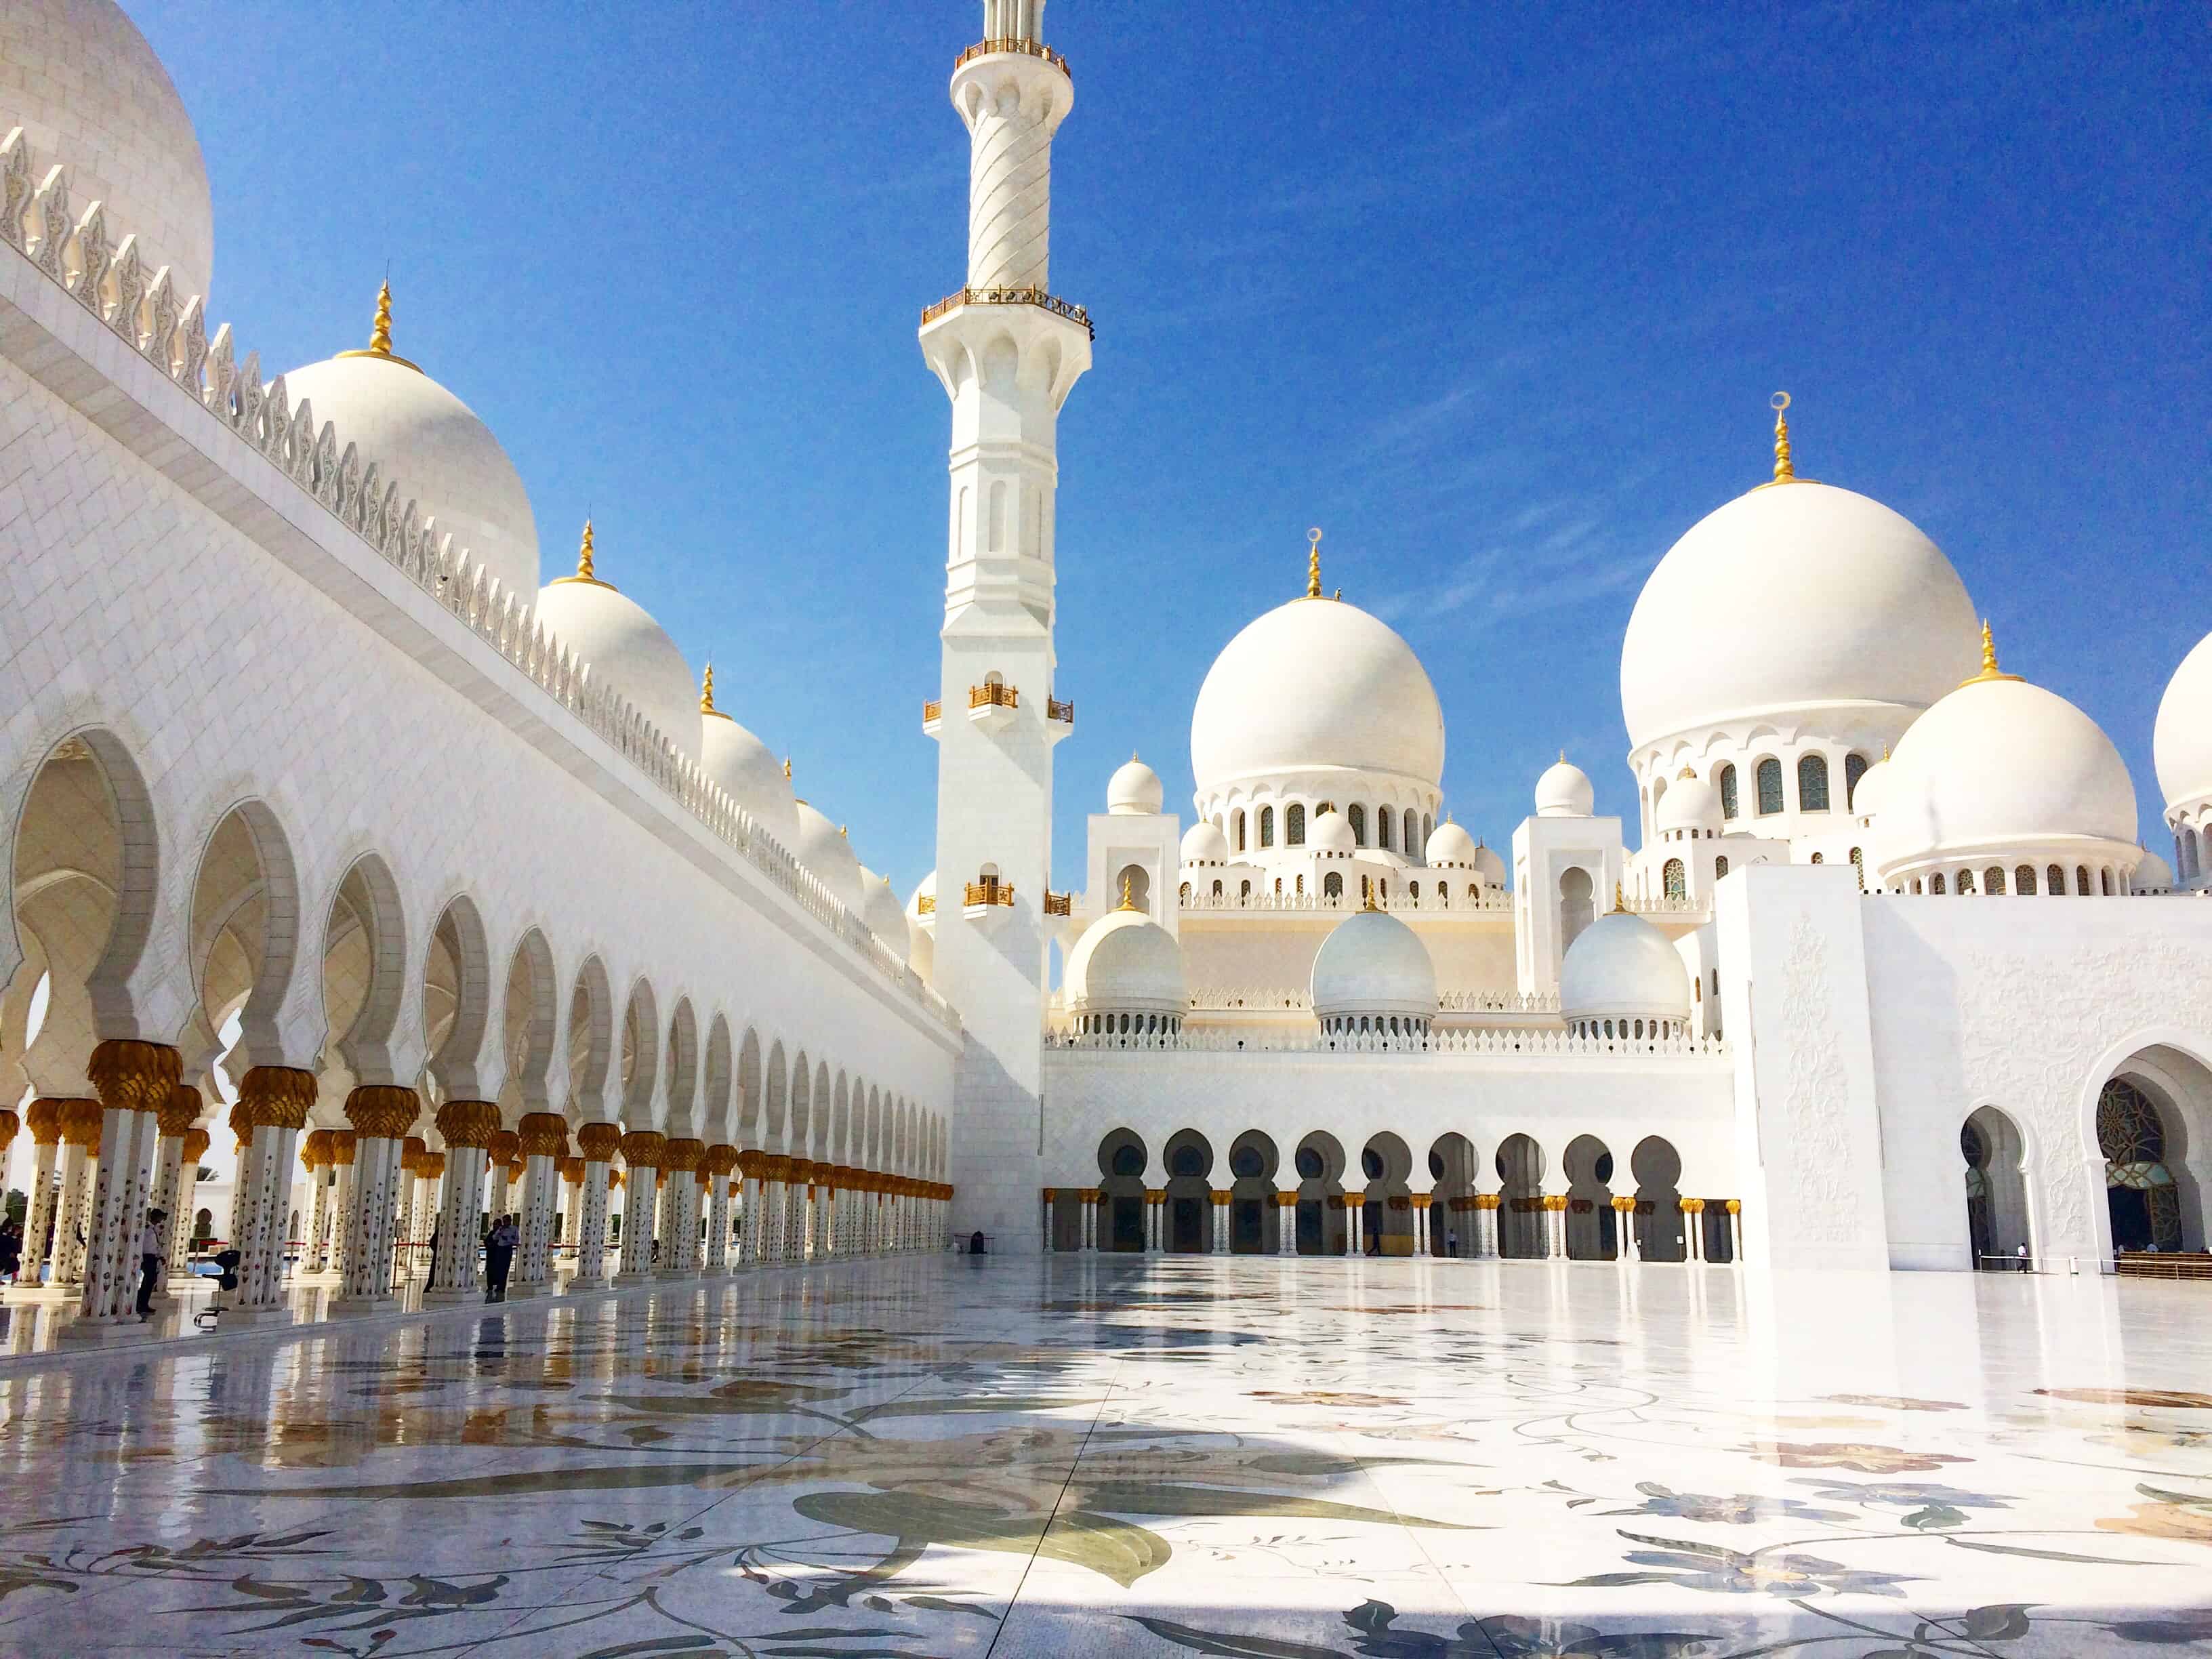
921;0;1092;1252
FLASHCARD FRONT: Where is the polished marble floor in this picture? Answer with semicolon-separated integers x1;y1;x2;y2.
0;1255;2206;1657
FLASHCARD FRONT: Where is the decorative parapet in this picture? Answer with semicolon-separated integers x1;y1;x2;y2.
1438;988;1561;1014
916;894;937;916
968;681;1019;710
921;285;1094;341
1625;894;1708;916
1046;1027;1729;1059
1046;697;1074;724
1042;890;1072;917
964;878;1017;908
922;698;942;724
954;37;1071;78
1183;987;1557;1015
1179;886;1515;915
0;127;960;1038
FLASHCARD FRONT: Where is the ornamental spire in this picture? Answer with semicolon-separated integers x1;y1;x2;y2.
1961;618;2024;687
1118;873;1136;911
1612;881;1627;914
1306;526;1323;598
700;661;716;714
1770;391;1794;483
336;278;421;371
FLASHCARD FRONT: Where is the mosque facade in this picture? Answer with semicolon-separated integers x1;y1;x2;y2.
0;0;2207;1344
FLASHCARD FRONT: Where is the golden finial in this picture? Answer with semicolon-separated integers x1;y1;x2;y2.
1770;391;1794;484
552;518;615;588
1118;873;1137;911
1961;618;2024;687
1306;527;1323;599
1612;880;1627;914
839;824;848;838
1678;766;1697;780
336;279;422;371
1883;743;1891;762
782;756;793;780
1559;750;1566;764
700;661;716;714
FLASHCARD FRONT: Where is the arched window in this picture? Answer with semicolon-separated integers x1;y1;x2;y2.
1422;813;1433;846
1409;881;1420;899
1258;806;1274;848
1211;879;1223;898
1798;753;1830;812
2076;865;2091;897
1295;874;1305;895
1467;883;1479;899
1957;869;1975;894
1985;866;2005;895
2049;863;2066;895
1755;758;1784;815
1378;806;1394;851
1179;881;1191;902
1850;846;1864;888
1663;858;1686;899
1273;878;1282;895
1929;872;1946;894
1911;878;1923;893
2100;1078;2184;1252
1713;855;1729;879
1844;752;1869;810
1810;852;1824;865
1286;804;1306;846
1323;871;1343;899
1718;764;1739;820
2015;864;2036;895
1239;880;1252;900
1437;885;1449;907
2101;867;2114;896
1233;811;1246;853
1347;804;1366;846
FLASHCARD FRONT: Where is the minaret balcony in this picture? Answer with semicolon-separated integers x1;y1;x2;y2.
954;38;1071;79
963;878;1017;920
921;285;1094;343
968;681;1019;733
922;698;943;735
1043;890;1073;918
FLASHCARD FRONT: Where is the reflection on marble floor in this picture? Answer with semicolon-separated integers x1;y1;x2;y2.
0;1257;2205;1657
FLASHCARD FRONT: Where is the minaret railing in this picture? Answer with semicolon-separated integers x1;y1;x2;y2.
954;38;1071;77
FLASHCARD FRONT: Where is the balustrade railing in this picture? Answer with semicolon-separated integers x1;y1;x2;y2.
954;37;1071;77
0;127;960;1033
1043;891;1072;916
922;698;942;723
964;878;1017;907
969;681;1019;710
1179;886;1515;914
1046;697;1074;724
1046;1026;1728;1059
921;285;1094;340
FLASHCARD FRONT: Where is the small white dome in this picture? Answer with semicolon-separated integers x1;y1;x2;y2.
1;0;214;301
859;868;910;944
1536;756;1595;818
534;527;698;762
1108;754;1164;815
1065;906;1185;1013
1851;756;1891;821
1311;907;1437;1019
1472;842;1507;887
1622;478;1980;752
1656;770;1721;836
2133;846;2175;894
700;682;798;852
792;800;865;912
1560;909;1692;1027
907;871;938;922
1880;657;2136;867
1181;821;1229;864
1191;594;1444;796
1425;818;1479;866
1311;808;1356;854
2154;630;2212;813
285;306;540;600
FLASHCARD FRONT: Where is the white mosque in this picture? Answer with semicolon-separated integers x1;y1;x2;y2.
0;0;2208;1346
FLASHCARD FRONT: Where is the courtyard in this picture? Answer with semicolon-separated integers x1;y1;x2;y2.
0;1256;2203;1656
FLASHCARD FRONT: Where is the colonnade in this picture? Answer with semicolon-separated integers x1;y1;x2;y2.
0;1038;957;1339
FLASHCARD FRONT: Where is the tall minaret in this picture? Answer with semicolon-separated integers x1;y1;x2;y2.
921;0;1090;1253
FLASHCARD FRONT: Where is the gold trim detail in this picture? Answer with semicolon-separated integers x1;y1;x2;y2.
1960;619;2024;687
550;519;617;590
333;280;423;373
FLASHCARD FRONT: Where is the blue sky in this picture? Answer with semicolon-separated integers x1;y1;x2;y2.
129;2;2207;898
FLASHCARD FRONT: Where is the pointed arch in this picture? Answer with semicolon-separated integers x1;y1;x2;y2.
567;955;614;1118
497;925;556;1114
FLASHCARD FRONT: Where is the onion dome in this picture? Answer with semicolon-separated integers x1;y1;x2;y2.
1065;893;1187;1034
2154;630;2212;817
2132;846;2174;895
284;285;541;600
1656;768;1722;837
1620;398;1979;753
1;0;214;301
1472;842;1507;888
859;868;910;945
1311;905;1437;1031
1560;897;1692;1036
1310;808;1356;855
535;523;699;761
1875;625;2138;888
1426;817;1479;867
1181;821;1229;865
1190;533;1443;801
1535;754;1595;818
792;798;865;912
1107;754;1164;815
697;663;798;850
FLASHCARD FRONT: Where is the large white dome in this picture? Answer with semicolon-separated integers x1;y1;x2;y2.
1191;596;1443;797
535;526;699;762
792;800;865;912
1310;907;1436;1019
858;867;909;947
1;0;213;301
1621;481;1980;753
285;306;540;601
1560;909;1691;1027
1065;906;1185;1014
1880;658;2137;865
700;676;798;852
2154;630;2212;813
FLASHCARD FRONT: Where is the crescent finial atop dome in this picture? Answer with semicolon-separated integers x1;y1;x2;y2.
1306;526;1323;599
1770;390;1793;483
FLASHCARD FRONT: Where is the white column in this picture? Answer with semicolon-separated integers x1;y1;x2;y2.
615;1133;661;1282
426;1105;495;1303
705;1169;732;1271
300;1152;332;1273
144;1107;192;1298
325;1140;356;1282
20;1122;60;1286
1279;1193;1296;1255
571;1127;618;1290
47;1121;96;1296
511;1113;565;1298
66;1043;173;1334
165;1130;207;1282
229;1067;314;1321
561;1165;582;1253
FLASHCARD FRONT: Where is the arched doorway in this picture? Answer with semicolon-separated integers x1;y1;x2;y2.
1359;1132;1413;1256
1227;1131;1279;1253
1562;1133;1616;1261
1961;1107;2030;1269
1096;1128;1149;1252
1293;1132;1346;1255
1495;1134;1545;1258
1631;1136;1685;1262
2098;1079;2184;1254
1559;868;1595;952
1162;1129;1214;1252
1427;1132;1478;1256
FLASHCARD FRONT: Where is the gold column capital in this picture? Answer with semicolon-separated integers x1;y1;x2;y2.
300;1128;335;1167
489;1128;521;1165
618;1130;666;1168
87;1038;181;1115
237;1065;317;1132
58;1097;105;1148
517;1112;568;1158
556;1154;586;1182
156;1082;203;1138
576;1122;622;1162
344;1084;420;1140
662;1137;706;1174
434;1099;500;1149
704;1143;739;1177
24;1099;62;1145
182;1126;211;1163
329;1128;359;1165
0;1109;16;1151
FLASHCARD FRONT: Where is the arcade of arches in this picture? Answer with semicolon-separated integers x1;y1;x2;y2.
1046;1128;1742;1264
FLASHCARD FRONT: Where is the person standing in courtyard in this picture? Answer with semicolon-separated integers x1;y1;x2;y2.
136;1208;167;1317
484;1214;517;1302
